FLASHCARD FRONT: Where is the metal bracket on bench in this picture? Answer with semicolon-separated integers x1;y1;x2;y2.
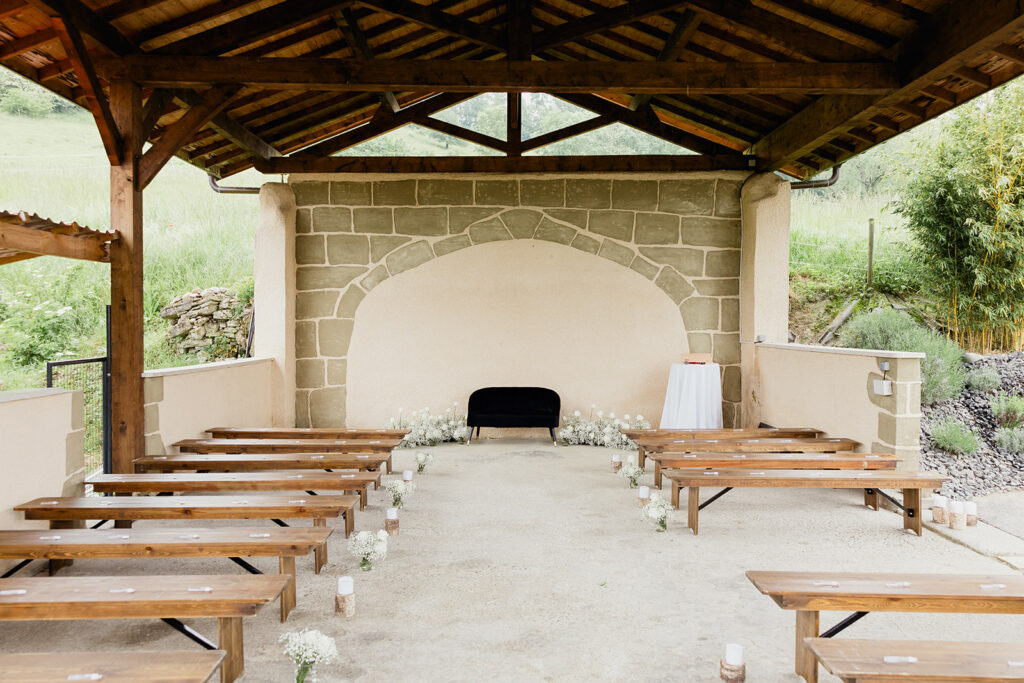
161;618;218;649
228;557;262;574
874;489;905;511
1;559;32;578
89;520;109;529
699;487;733;510
271;519;289;527
305;490;319;496
820;611;869;638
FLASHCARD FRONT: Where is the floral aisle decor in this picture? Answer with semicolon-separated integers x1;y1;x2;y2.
280;628;338;683
348;529;389;571
385;479;415;508
619;454;644;488
415;451;434;473
557;407;651;449
642;492;672;532
387;405;469;447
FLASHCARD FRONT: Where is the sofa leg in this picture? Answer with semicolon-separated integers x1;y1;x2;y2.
549;427;556;443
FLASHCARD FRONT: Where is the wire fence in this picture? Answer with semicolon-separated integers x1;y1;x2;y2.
46;356;109;476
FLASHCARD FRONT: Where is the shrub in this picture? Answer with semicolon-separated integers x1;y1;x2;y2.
994;427;1024;453
990;392;1024;428
0;87;53;117
839;309;965;404
966;366;1002;392
930;418;980;454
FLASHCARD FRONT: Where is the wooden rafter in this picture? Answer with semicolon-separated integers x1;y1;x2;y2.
418;117;507;152
0;26;56;60
356;0;506;51
629;9;699;111
0;213;114;264
535;0;687;49
333;8;400;113
140;89;174;139
521;115;611;152
171;89;282;162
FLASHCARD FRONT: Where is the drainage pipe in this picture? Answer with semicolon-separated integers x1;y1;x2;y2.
208;174;260;194
790;163;842;190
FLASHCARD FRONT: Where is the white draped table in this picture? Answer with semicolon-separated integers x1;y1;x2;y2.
659;362;723;429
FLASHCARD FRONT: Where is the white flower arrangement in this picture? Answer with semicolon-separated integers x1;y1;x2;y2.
388;404;469;447
415;451;434;473
348;529;389;571
557;407;651;450
619;458;644;488
642;492;672;532
385;479;415;508
280;628;338;682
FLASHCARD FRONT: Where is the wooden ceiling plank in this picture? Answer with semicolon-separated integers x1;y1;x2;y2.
993;43;1024;64
630;9;700;111
172;89;281;160
535;0;688;49
0;221;110;262
0;0;26;19
758;0;898;52
26;0;134;54
0;26;57;60
135;0;258;46
356;0;506;51
334;8;400;112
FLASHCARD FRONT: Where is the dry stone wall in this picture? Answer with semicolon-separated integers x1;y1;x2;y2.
160;287;252;358
290;173;748;428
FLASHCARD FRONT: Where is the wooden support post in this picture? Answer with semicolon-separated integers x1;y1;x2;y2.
279;556;296;621
795;610;819;683
108;80;145;475
687;486;699;535
507;93;522;157
218;616;244;683
903;487;923;536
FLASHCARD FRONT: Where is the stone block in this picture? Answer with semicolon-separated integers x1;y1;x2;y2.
886;357;921;383
327;358;348;386
878;412;921;448
434;234;473;257
655;268;694;303
680;296;719;330
418;179;473;205
296;291;340;320
571;233;600;254
589;210;633;241
370;235;411;262
715;180;742;218
520;179;564;207
566;179;611;208
545;208;587;229
630;255;658;280
373;180;417;205
144;376;163;404
361;265;389;291
469;218;512;244
722;365;741;402
705;249;740;277
694;278;739;296
659;179;714;215
722;401;738;428
712;333;741;365
312;207;352;232
682;217;741;248
395;207;448;235
296;266;366;290
330;181;371;206
336;286;365;318
309;386;347;427
353;207;393;234
296;359;325;389
295;391;310;428
386;240;434;275
295;234;325;264
612;179;658;211
318;318;354;357
144;432;166;456
635;213;679;244
639;247;704;277
687;332;712;353
296;208;312;233
720;298;739;332
501;209;542;238
450;207;498;233
144;403;159;434
327;234;370;265
71;393;84;430
535;218;576;245
476;180;518;205
296;321;317;358
599;240;634;267
292;181;329;206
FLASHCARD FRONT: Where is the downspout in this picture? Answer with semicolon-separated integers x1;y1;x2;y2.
790;163;842;190
208;174;260;194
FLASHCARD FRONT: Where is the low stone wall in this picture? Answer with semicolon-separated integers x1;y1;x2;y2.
160;287;252;357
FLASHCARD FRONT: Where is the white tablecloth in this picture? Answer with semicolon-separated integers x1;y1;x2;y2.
659;362;723;429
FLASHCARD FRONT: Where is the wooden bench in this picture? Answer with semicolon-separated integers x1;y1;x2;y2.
0;574;287;683
747;571;1024;683
0;526;332;620
622;427;822;441
648;452;900;488
635;437;858;467
663;469;948;535
0;651;226;682
208;426;409;440
805;638;1024;682
175;438;398;471
135;453;390;482
91;470;382;509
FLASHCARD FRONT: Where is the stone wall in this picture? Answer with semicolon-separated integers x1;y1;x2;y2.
289;172;748;427
160;287;252;359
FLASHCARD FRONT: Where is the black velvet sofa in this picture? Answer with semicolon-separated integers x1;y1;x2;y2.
467;387;560;442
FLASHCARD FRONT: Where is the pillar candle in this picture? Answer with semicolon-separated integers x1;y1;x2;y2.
386;507;399;520
965;501;978;526
948;500;966;530
402;470;413;482
725;644;744;666
638;485;651;507
611;454;622;473
337;576;354;596
931;495;948;524
335;576;355;617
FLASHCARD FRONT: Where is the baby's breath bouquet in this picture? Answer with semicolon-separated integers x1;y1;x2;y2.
388;404;469;446
558;406;651;449
348;529;388;571
385;479;415;508
280;628;338;682
415;451;434;473
642;492;672;532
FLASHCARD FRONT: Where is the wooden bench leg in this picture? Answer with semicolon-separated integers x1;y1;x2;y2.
48;520;74;573
342;509;353;537
687;487;699;535
313;518;328;571
638;446;646;469
903;487;923;536
218;616;244;683
386;455;393;474
654;462;662;489
864;488;879;511
359;488;367;510
671;481;680;509
795;610;819;683
113;520;133;529
279;556;296;622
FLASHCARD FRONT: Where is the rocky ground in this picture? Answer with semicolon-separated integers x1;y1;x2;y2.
921;352;1024;498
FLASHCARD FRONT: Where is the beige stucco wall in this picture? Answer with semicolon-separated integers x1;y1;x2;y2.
0;388;84;571
284;171;749;428
347;239;687;426
751;342;923;468
142;358;276;454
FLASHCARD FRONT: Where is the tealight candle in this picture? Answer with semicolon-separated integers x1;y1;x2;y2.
965;501;978;526
949;500;966;530
638;485;651;508
402;470;413;482
385;507;400;536
611;454;622;473
720;643;746;682
335;575;355;617
931;495;948;524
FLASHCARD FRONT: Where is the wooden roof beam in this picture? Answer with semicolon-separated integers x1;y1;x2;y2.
333;8;400;113
172;89;281;160
356;0;506;51
535;0;688;49
0;221;111;262
418;117;508;152
26;0;134;54
0;26;56;60
629;9;700;111
521;115;610;152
